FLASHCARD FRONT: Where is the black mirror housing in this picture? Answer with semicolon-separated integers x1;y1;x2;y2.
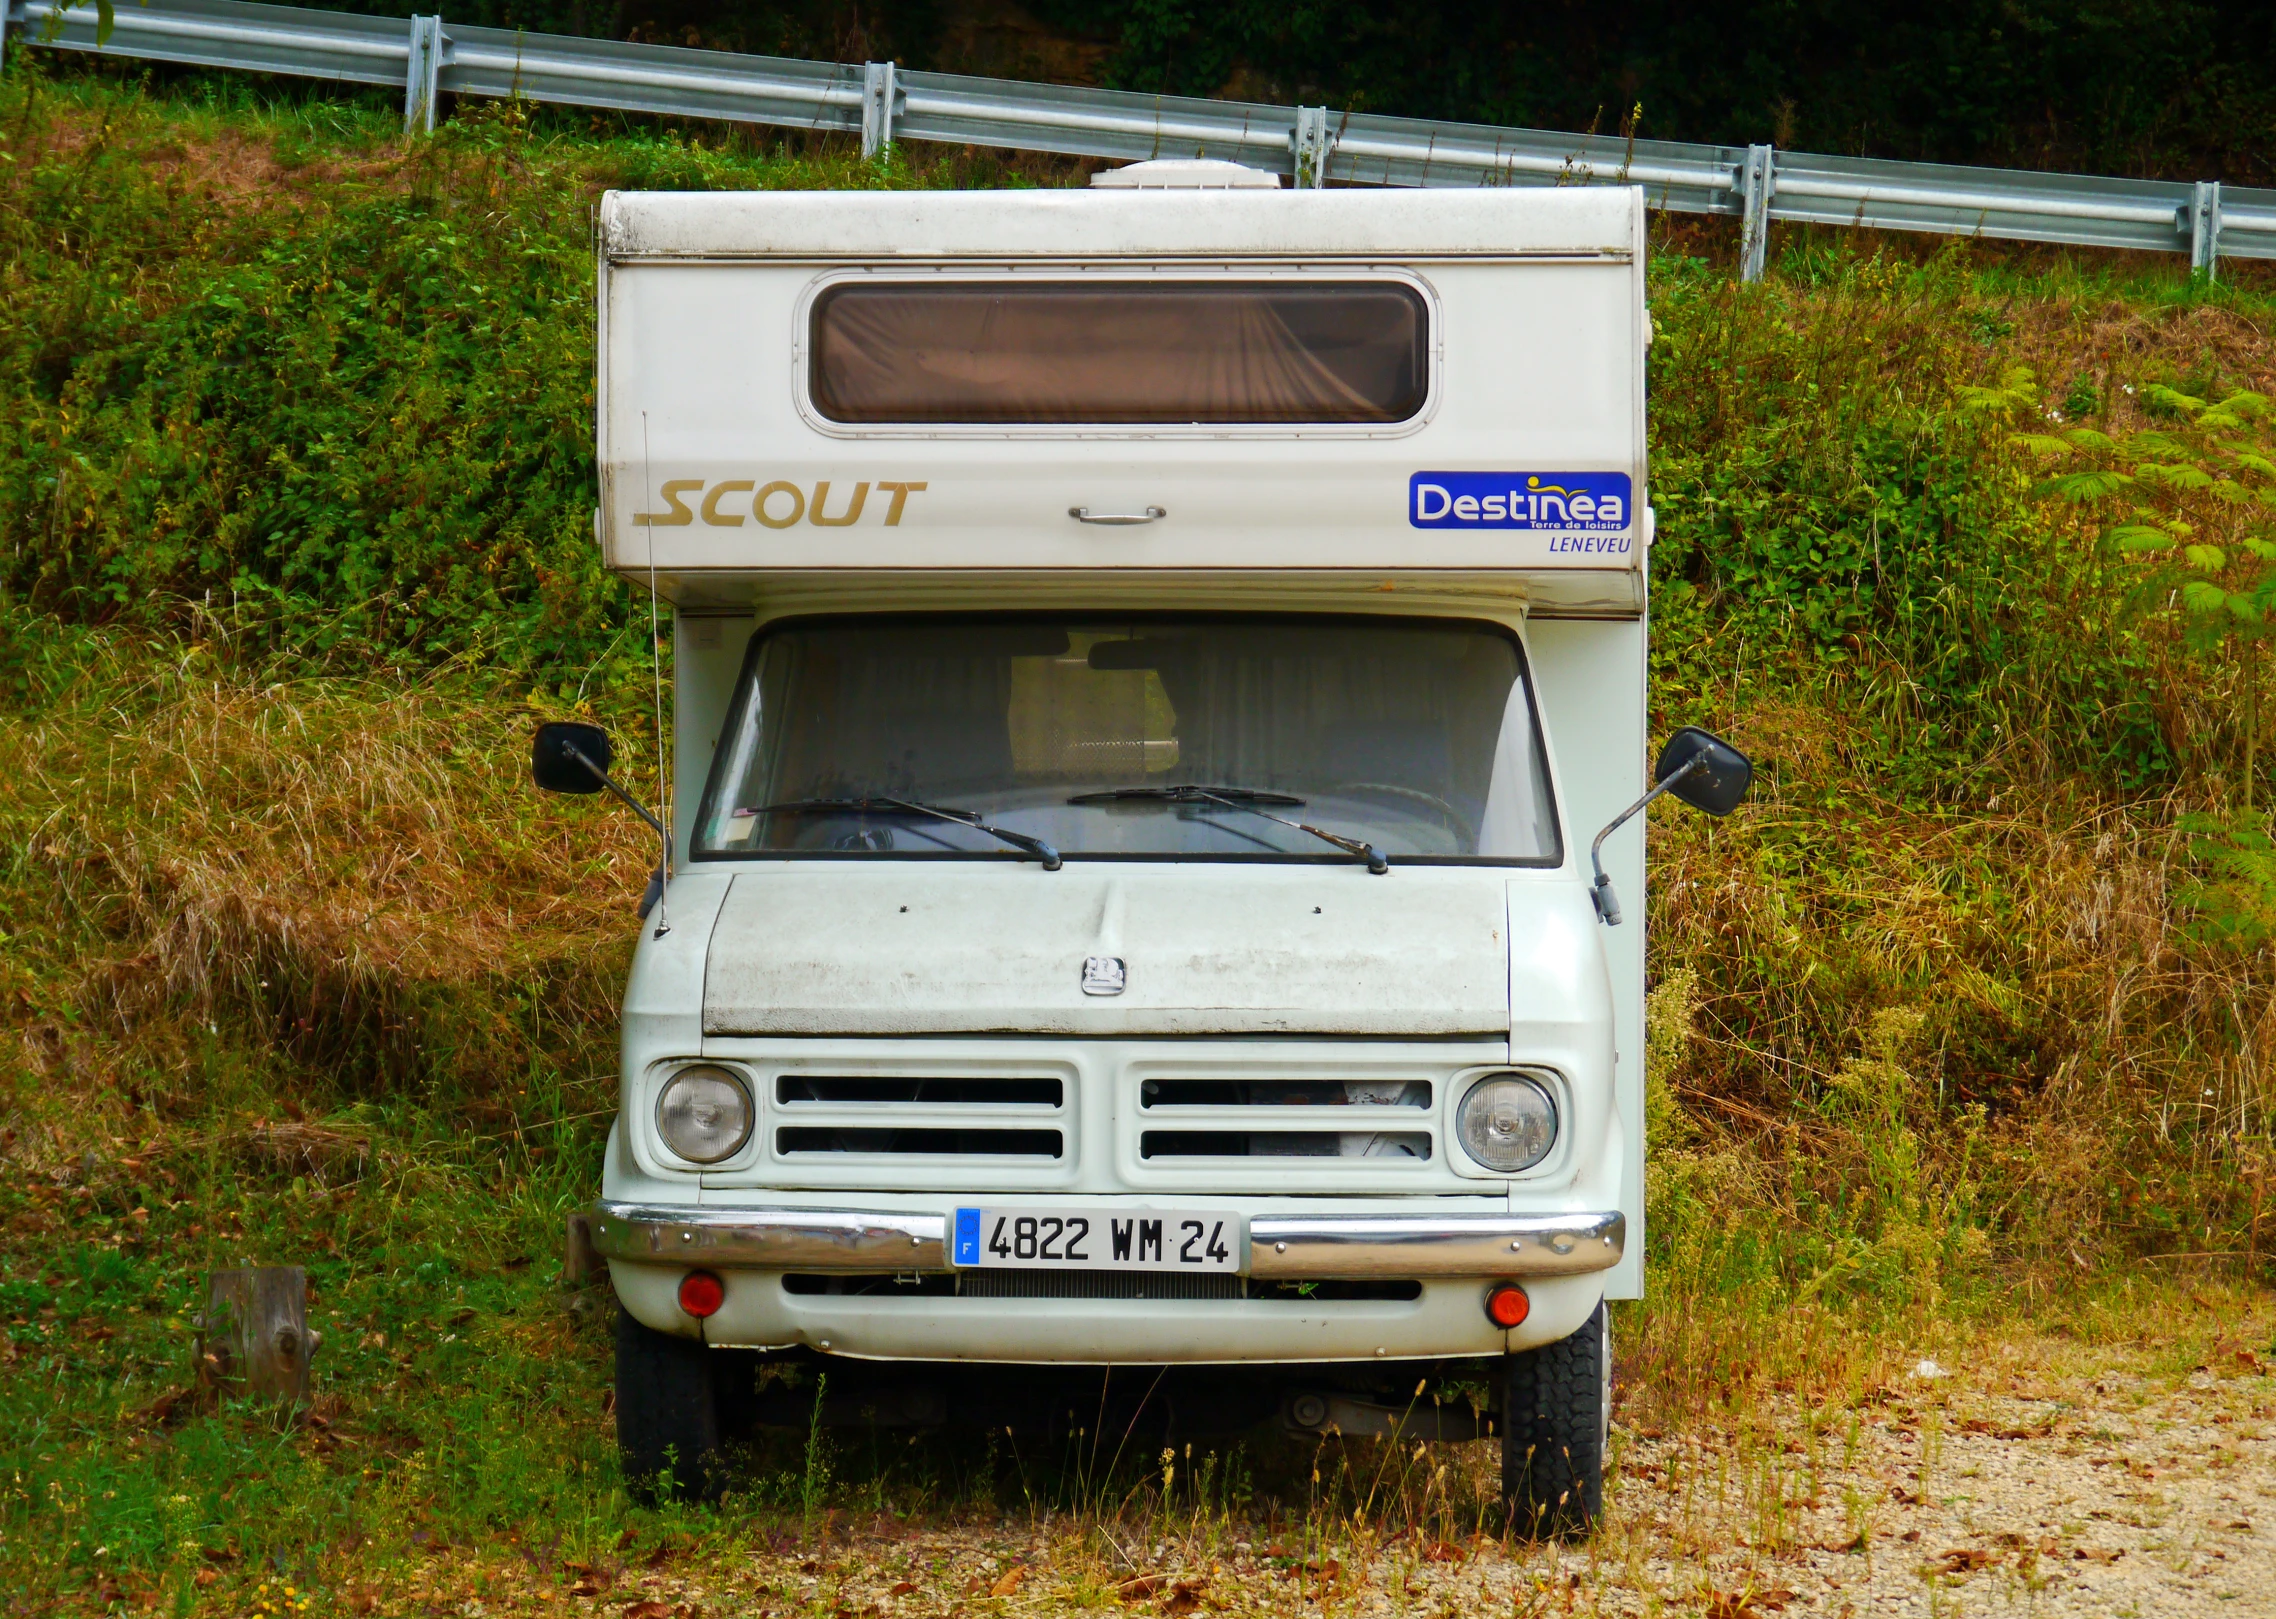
533;722;613;794
1653;726;1753;817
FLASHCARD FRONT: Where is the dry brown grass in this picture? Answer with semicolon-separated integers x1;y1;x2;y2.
3;625;652;1138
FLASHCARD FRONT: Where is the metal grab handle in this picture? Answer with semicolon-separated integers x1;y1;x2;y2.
1069;506;1166;525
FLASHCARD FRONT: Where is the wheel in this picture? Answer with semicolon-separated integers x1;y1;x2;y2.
1500;1300;1609;1537
615;1306;726;1503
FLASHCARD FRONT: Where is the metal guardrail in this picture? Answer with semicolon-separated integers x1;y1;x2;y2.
5;0;2272;280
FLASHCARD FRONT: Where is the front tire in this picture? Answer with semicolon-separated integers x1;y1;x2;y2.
615;1306;726;1504
1500;1301;1609;1537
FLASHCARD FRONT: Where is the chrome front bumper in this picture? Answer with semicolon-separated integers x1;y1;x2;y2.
589;1202;1624;1279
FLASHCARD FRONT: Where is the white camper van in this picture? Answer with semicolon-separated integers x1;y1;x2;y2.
540;164;1749;1532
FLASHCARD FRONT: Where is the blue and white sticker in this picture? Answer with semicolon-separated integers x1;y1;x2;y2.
952;1206;982;1267
1410;472;1632;532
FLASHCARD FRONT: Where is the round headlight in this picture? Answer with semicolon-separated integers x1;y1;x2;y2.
655;1065;753;1164
1454;1073;1558;1173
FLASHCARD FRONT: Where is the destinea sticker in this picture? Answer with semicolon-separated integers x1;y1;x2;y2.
1409;472;1631;532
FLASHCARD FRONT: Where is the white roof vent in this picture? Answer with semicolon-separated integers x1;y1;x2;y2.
1090;159;1283;190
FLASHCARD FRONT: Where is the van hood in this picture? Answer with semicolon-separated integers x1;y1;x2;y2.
701;864;1512;1038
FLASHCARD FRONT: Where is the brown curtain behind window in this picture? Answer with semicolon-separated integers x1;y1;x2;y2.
810;282;1427;424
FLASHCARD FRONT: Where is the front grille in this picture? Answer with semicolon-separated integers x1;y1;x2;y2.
776;1126;1063;1157
957;1270;1242;1300
709;1048;1484;1190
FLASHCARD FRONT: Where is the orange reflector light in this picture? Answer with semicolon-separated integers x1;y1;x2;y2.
1484;1282;1530;1328
678;1271;725;1318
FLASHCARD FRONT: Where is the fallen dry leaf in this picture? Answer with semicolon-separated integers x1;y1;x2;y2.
621;1603;672;1619
1117;1575;1167;1602
1161;1578;1208;1616
2074;1547;2125;1564
1704;1591;1794;1619
990;1564;1027;1597
568;1567;613;1596
137;1387;190;1428
1930;1547;1997;1574
889;1582;918;1597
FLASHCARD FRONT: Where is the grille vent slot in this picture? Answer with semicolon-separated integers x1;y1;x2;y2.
1141;1131;1431;1160
779;1076;1062;1106
1140;1079;1429;1108
777;1126;1063;1158
957;1271;1241;1300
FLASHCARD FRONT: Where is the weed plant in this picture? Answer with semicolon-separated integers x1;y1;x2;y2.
0;52;2273;1613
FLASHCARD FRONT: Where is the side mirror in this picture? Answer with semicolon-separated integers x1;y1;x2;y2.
1587;725;1754;926
530;722;676;931
533;722;612;794
1652;726;1752;817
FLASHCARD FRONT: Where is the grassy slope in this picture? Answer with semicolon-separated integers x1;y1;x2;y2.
2;57;2275;1614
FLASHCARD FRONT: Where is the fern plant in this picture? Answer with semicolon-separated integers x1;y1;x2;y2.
1968;368;2276;806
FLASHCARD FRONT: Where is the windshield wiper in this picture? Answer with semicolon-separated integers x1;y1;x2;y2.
1067;783;1388;875
1067;784;1306;807
745;797;1062;871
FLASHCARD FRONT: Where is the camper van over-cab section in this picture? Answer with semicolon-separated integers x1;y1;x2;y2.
535;169;1749;1534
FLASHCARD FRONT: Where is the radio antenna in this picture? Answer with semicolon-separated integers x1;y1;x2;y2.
641;410;671;939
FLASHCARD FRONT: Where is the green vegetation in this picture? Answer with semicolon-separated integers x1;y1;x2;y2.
2;53;2274;1614
294;0;2276;182
1027;0;2276;181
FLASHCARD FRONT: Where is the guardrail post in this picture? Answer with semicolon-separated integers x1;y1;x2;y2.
861;60;897;158
403;14;443;133
1292;106;1334;189
1737;143;1776;282
2188;181;2223;282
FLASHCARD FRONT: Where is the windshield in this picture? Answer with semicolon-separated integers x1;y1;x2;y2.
693;616;1561;865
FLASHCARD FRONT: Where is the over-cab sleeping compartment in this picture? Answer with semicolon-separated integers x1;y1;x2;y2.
597;187;1648;611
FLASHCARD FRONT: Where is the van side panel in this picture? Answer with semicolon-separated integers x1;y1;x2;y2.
1523;615;1647;1299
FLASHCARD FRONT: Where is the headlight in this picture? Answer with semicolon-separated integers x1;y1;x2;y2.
655;1065;754;1164
1454;1073;1558;1173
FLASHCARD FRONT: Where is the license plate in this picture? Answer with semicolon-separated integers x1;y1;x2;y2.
951;1207;1244;1273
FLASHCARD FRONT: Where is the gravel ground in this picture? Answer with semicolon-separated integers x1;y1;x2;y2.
360;1326;2276;1619
1591;1348;2276;1616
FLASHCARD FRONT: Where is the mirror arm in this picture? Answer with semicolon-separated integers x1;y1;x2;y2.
564;742;675;928
1586;754;1705;927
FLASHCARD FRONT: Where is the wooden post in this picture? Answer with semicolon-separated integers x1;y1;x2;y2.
198;1266;316;1405
564;1211;602;1286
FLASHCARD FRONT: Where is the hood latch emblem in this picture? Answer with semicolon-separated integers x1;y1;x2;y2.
1080;956;1127;996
